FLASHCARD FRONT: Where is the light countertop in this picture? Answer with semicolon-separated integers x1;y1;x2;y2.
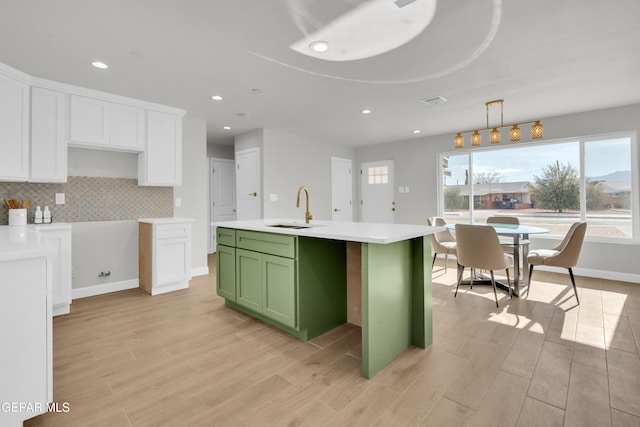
212;219;443;244
0;226;57;262
139;217;195;224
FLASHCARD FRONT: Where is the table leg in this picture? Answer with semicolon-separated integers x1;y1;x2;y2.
522;233;530;289
513;235;520;296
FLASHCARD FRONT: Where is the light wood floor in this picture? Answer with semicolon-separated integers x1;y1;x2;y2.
25;255;640;427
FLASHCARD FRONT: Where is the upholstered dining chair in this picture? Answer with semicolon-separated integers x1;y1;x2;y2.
527;222;587;304
454;224;513;308
427;217;457;272
486;215;529;276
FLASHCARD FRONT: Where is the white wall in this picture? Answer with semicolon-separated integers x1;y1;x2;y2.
175;117;208;275
261;129;356;220
355;103;640;282
72;220;138;289
207;143;234;159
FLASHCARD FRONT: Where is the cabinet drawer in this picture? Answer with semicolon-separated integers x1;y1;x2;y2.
236;230;297;258
217;227;236;247
155;223;189;239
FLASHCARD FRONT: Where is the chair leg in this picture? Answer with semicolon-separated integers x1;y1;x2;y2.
527;264;534;287
444;254;448;273
490;270;499;308
505;268;512;298
455;264;464;297
568;268;580;304
432;253;437;268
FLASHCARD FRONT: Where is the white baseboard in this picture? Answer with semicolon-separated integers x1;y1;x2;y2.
191;266;209;277
536;265;640;284
72;279;139;300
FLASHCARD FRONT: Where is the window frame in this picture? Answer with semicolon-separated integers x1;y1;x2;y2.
437;131;639;244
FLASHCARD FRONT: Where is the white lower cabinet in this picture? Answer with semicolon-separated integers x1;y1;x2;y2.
0;253;53;426
36;224;72;316
139;218;193;295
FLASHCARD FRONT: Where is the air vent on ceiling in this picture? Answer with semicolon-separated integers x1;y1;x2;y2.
421;95;448;105
394;0;418;8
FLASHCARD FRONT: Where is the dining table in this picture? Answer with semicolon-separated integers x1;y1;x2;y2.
446;222;550;296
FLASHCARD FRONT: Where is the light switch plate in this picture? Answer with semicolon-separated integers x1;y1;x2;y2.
175;197;182;207
269;194;278;202
55;193;65;205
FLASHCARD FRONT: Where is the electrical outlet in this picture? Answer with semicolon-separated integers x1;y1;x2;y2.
55;193;65;205
175;197;182;207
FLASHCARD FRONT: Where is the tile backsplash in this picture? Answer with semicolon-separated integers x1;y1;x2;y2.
1;177;173;224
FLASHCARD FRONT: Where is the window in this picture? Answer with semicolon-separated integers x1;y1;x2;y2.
368;166;389;185
439;133;636;241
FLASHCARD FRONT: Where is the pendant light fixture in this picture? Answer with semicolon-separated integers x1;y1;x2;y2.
453;100;543;148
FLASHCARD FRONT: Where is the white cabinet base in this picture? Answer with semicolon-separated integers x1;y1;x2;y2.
138;218;193;296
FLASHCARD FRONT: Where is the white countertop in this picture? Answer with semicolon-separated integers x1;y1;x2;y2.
212;219;443;244
0;226;57;262
139;217;195;224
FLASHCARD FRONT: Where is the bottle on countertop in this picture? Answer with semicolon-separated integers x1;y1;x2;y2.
34;206;43;224
43;206;51;224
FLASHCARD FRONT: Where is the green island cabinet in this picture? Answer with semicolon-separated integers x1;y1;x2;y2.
215;223;433;379
216;227;347;341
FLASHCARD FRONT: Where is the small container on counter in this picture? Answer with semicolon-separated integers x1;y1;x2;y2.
43;206;52;224
34;206;43;224
8;208;27;226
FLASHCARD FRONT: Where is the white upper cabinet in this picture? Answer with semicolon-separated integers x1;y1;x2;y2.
110;102;145;151
70;95;145;152
30;87;67;183
138;110;182;186
0;68;30;181
0;61;184;186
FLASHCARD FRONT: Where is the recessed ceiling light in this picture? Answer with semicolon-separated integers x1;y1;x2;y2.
211;95;223;101
412;130;421;134
223;126;231;130
91;61;108;69
361;109;372;114
309;41;329;52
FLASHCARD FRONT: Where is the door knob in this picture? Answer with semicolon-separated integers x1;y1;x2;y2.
392;208;396;211
249;192;257;196
334;208;342;212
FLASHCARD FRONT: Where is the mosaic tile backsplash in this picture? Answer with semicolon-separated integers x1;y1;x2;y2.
1;177;173;224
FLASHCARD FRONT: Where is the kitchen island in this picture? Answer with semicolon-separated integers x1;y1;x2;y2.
213;219;442;378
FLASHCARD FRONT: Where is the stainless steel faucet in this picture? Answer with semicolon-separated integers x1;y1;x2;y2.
296;186;313;224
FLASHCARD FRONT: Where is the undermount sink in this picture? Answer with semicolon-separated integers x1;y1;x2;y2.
267;223;319;229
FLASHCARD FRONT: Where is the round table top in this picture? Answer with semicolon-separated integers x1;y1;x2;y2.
445;222;549;235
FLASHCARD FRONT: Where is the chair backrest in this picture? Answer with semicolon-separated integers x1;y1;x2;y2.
427;217;456;244
487;216;519;225
455;224;509;271
547;222;587;268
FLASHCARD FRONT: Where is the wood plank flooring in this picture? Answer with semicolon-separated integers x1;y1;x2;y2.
25;256;640;426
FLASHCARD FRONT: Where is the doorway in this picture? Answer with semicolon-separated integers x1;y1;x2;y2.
209;158;235;252
331;157;353;221
235;147;261;221
360;160;395;223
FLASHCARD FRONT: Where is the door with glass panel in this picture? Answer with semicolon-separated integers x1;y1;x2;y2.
360;160;395;223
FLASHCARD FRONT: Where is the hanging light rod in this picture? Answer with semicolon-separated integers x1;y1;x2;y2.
454;99;543;148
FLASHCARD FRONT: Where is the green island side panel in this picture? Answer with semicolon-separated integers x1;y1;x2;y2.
361;236;433;378
298;237;347;340
412;236;432;348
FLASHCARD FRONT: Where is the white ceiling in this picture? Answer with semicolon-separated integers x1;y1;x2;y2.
1;0;639;147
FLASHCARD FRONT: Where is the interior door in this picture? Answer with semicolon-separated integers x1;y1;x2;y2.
331;157;353;221
210;158;236;252
360;160;395;223
236;148;260;221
